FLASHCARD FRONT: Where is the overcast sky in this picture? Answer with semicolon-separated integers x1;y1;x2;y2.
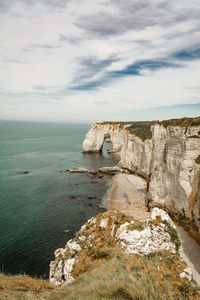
0;0;200;123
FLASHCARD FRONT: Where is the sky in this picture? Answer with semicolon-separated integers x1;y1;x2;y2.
0;0;200;123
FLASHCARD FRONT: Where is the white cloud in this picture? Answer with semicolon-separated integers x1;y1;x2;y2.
0;0;200;122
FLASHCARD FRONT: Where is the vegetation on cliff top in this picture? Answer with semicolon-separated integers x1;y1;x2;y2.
1;249;199;300
158;117;200;128
126;121;155;140
99;117;200;141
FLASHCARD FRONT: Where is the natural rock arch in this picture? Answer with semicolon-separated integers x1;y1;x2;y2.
100;133;112;152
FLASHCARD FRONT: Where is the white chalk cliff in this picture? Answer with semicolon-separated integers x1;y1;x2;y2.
50;208;182;285
82;119;200;239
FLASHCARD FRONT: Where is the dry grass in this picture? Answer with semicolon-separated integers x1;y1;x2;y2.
158;117;200;128
1;211;200;299
50;249;199;300
1;250;199;300
0;273;54;300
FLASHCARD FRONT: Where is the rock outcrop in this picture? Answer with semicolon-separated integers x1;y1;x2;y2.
50;208;182;286
82;118;200;240
82;122;132;153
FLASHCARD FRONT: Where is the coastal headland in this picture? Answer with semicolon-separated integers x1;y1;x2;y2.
83;117;200;244
1;117;200;299
49;117;200;291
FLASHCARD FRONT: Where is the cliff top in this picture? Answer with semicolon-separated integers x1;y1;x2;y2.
158;117;200;128
99;117;200;126
98;117;200;141
126;121;154;140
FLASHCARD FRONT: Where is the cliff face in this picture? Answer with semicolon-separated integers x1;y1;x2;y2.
82;118;200;238
82;122;132;153
148;123;200;235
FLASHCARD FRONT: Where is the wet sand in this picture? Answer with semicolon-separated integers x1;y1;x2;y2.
108;173;150;222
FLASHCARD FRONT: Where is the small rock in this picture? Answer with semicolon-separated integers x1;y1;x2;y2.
65;167;88;173
66;240;81;255
111;225;116;237
89;170;98;175
149;207;175;228
180;267;193;281
98;166;129;175
99;218;108;229
97;173;104;179
98;204;105;209
107;150;116;153
17;171;29;174
88;196;97;200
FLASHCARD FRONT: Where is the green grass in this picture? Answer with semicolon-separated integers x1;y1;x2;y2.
162;220;181;251
126;121;155;140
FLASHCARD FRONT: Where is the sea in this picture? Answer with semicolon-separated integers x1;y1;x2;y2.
0;121;119;278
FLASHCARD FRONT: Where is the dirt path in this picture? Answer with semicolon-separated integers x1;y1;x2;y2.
176;226;200;285
108;174;150;222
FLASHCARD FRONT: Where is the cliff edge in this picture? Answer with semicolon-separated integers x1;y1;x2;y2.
82;117;200;242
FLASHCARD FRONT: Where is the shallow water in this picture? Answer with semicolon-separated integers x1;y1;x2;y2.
0;121;118;277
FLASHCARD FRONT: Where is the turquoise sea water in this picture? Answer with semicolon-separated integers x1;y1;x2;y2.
0;121;118;278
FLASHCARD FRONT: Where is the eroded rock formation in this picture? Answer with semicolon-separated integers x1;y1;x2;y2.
82;118;200;239
50;208;182;286
82;122;132;153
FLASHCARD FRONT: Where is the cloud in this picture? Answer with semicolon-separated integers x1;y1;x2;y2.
59;34;81;45
70;80;107;91
183;85;200;92
70;56;119;89
172;47;200;61
33;85;52;91
0;87;63;102
94;101;110;105
75;0;200;38
23;43;62;52
70;46;200;91
2;57;24;64
0;0;69;13
1;0;200;122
